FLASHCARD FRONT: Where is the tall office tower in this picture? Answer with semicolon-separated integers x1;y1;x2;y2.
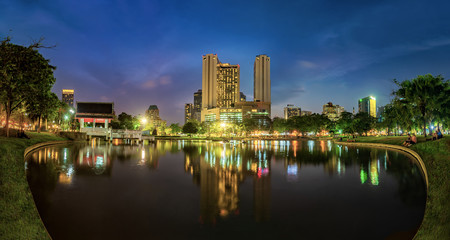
322;102;345;121
185;103;193;123
240;92;246;102
358;96;376;118
193;89;202;121
254;55;270;103
62;89;74;107
284;104;301;119
217;63;240;108
202;54;219;109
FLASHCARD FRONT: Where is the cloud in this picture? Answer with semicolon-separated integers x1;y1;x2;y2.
142;80;157;89
100;96;110;101
298;60;318;69
159;75;172;85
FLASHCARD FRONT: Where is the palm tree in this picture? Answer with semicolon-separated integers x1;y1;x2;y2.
393;74;447;137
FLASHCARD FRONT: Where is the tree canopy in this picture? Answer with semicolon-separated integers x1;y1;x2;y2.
0;37;56;136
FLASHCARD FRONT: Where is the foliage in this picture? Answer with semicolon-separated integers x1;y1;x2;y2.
182;121;198;134
393;74;449;137
0;37;56;137
353;112;376;136
116;112;140;130
169;123;182;135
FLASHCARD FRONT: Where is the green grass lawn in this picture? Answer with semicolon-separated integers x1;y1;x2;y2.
0;132;67;240
345;136;450;240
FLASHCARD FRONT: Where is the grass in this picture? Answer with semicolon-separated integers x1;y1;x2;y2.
342;135;450;240
0;132;68;240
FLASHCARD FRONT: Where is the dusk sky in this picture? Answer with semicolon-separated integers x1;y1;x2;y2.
2;0;450;124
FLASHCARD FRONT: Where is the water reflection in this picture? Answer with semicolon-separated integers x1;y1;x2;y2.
26;140;427;240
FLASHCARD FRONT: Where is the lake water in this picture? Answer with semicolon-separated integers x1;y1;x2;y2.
25;140;426;240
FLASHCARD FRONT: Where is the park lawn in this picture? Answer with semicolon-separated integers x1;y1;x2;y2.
352;136;450;240
0;132;68;240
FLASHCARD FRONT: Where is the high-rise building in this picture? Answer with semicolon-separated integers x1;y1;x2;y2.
185;103;193;123
217;63;240;108
358;96;376;118
322;102;345;121
145;105;166;127
284;104;301;119
193;89;202;121
202;54;219;109
240;92;246;102
254;55;270;103
62;89;74;107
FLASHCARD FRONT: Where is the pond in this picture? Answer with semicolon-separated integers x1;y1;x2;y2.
25;140;426;240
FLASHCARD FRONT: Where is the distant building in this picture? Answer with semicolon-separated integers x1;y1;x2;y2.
145;105;166;128
301;110;312;116
193;89;202;121
240;92;246;102
358;96;376;118
62;89;74;107
377;106;385;122
322;102;345;121
284;104;301;119
185;103;193;124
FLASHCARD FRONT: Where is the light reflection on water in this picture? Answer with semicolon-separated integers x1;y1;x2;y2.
26;140;426;240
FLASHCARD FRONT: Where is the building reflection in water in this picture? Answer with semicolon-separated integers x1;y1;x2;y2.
183;141;271;224
27;139;418;227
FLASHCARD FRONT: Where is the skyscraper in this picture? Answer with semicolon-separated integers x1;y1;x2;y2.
254;55;270;103
358;96;376;118
284;104;301;119
62;89;74;107
202;54;219;109
193;89;202;121
217;63;240;108
185;103;193;123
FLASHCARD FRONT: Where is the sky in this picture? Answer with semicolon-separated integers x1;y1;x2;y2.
1;0;450;124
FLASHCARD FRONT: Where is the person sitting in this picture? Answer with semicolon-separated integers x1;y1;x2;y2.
432;131;438;140
406;134;418;147
402;134;412;146
437;130;443;139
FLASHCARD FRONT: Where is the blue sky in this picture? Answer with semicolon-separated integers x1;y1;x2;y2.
2;0;450;123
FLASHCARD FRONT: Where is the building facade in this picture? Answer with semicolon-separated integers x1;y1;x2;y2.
301;111;312;116
202;54;219;109
322;102;345;121
240;92;246;102
254;55;270;103
185;103;193;123
145;105;166;128
358;96;376;118
217;63;240;108
62;89;74;108
284;104;301;119
193;89;202;121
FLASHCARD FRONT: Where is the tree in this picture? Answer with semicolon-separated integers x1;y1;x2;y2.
26;91;60;132
183;121;198;135
336;112;354;135
169;123;182;135
393;74;448;137
353;112;376;136
0;37;56;137
117;112;134;129
272;117;288;134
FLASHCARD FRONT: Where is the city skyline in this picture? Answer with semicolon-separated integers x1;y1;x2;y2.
2;0;450;124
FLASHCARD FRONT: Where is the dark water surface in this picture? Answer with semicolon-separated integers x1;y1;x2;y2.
25;140;426;240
